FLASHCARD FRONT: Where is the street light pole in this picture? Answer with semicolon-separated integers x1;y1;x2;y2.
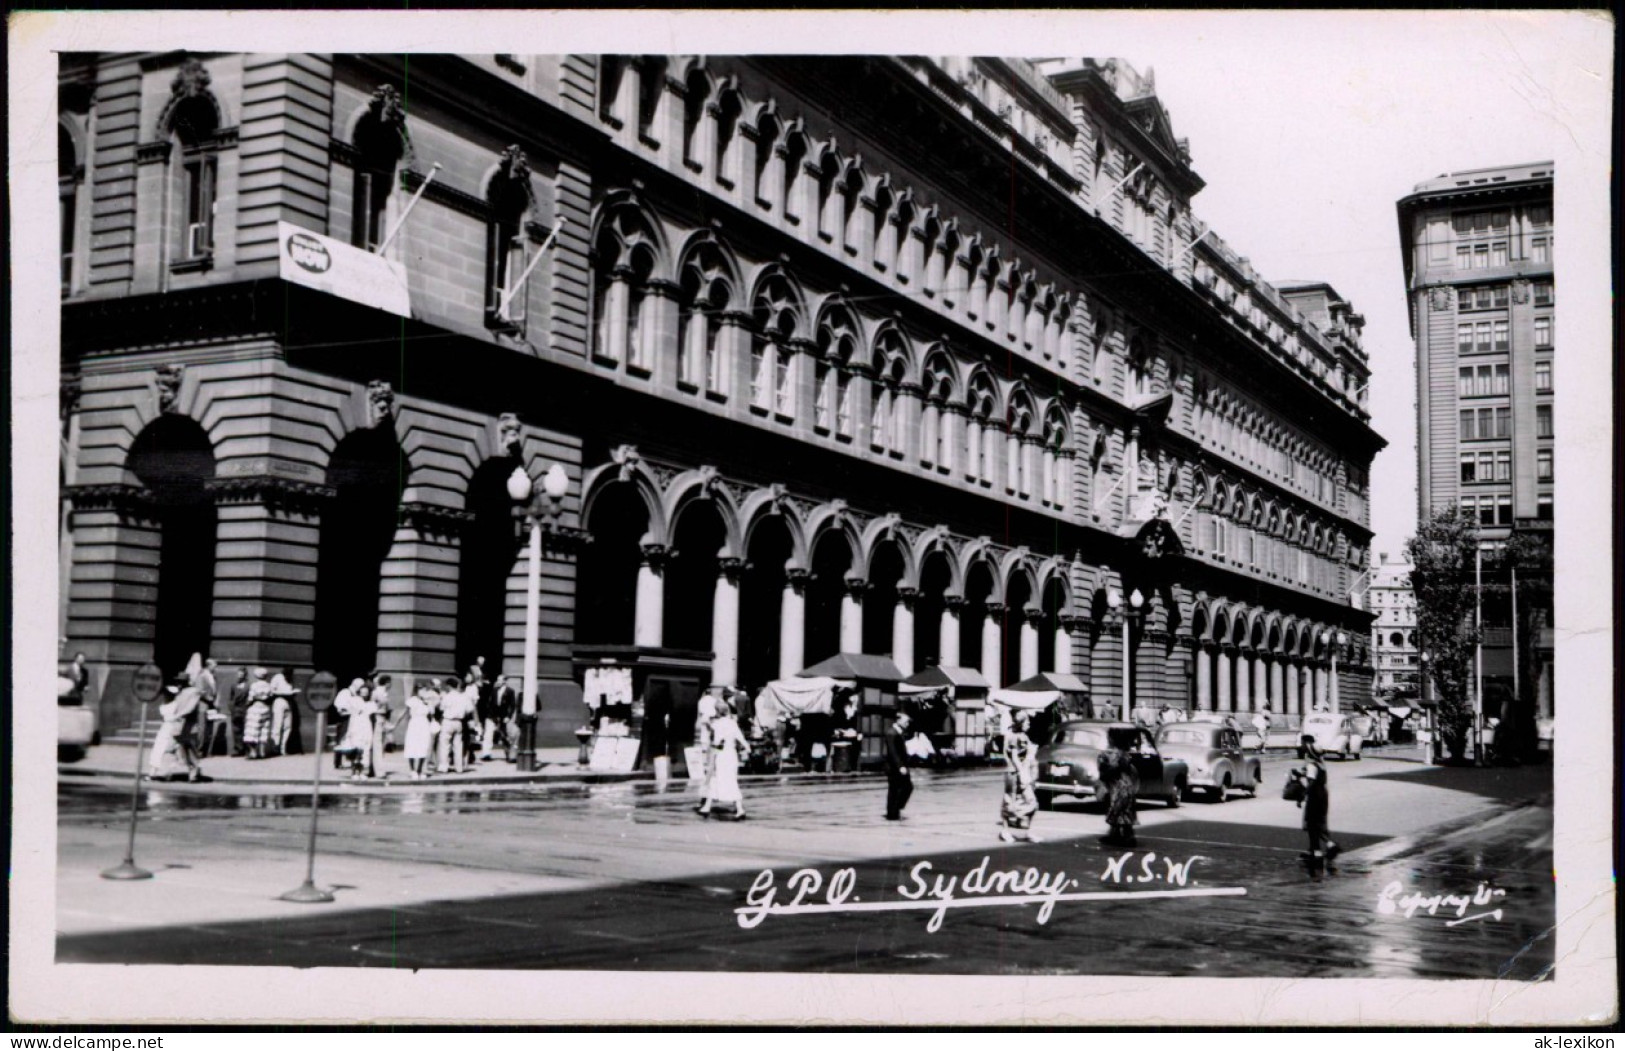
1108;587;1143;721
508;461;571;774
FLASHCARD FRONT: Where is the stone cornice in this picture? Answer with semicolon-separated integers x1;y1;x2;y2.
399;500;475;540
205;476;336;517
68;483;158;524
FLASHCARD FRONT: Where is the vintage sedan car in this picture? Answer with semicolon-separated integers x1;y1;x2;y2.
1034;721;1189;811
58;666;98;762
1300;712;1364;760
1155;721;1261;802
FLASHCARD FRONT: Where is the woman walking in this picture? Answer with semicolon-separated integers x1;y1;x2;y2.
998;710;1042;843
698;698;748;821
1295;743;1339;878
1098;729;1141;847
334;679;376;780
404;680;439;780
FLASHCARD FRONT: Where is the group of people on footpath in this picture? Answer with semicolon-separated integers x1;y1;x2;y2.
344;660;519;781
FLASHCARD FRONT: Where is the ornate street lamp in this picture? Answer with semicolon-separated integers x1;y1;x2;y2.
1107;586;1145;721
507;461;571;772
1320;629;1348;712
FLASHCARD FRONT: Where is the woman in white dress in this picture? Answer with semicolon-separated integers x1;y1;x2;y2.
403;682;439;780
699;699;748;821
335;679;376;780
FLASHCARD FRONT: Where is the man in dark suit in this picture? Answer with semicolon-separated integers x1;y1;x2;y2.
883;711;914;821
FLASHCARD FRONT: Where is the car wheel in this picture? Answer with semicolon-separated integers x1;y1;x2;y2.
58;745;85;764
1213;773;1231;804
1167;780;1183;808
1246;765;1262;795
1036;791;1055;812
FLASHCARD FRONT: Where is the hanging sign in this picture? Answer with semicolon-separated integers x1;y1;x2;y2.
277;221;411;318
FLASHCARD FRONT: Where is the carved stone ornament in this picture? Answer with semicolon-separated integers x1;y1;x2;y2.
170;56;212;101
498;412;523;456
204;476;336;519
155;364;185;415
1511;278;1532;305
400;501;475;541
366;380;395;428
1428;285;1453;311
368;84;408;130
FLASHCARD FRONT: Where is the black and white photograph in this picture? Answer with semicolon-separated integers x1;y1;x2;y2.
8;9;1616;1029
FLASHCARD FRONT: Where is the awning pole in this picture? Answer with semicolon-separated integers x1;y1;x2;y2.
498;217;567;319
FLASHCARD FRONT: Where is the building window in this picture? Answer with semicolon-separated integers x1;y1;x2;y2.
1457;323;1473;354
1537;448;1553;480
1457;368;1473;398
1496;494;1513;526
485;146;535;332
774;346;795;418
1536;494;1553;521
1490;242;1508;267
1534;317;1552;349
1493;363;1509;395
1533;280;1553;306
1494;449;1511;481
1492;285;1509;308
1536;404;1552;438
1455;246;1471;270
1460;452;1475;483
1473;245;1488;269
351;85;410;252
1494;406;1510;438
59;124;78;292
1474;322;1493;353
1531;237;1550;264
1535;360;1552;392
1527;203;1552;227
1493;321;1509;353
750;344;770;410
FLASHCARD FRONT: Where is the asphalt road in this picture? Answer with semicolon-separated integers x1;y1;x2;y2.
56;754;1553;978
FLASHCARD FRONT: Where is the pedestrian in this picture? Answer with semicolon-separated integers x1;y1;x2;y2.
437;675;472;774
998;709;1042;843
334;679;376;780
698;698;748;821
227;668;251;756
1252;705;1273;754
1293;741;1338;878
242;672;273;759
692;691;718;813
1098;728;1140;847
368;673;397;778
404;680;440;780
883;710;914;821
491;674;518;761
268;672;298;757
149;667;208;783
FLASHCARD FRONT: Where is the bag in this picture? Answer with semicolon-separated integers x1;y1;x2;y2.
1282;770;1306;802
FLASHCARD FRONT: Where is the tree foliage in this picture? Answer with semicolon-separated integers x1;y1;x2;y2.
1405;506;1482;758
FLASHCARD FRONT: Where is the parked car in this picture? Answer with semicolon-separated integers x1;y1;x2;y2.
1155;721;1261;802
58;663;98;762
1034;721;1189;811
1300;712;1363;760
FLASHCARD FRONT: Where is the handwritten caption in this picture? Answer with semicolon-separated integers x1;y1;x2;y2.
737;852;1242;932
1376;880;1508;926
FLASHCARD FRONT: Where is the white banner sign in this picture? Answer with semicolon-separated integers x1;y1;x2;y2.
276;221;411;318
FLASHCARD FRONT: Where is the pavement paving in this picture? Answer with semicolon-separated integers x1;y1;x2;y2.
54;755;1553;978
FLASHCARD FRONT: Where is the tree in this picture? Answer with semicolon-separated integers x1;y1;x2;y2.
1484;530;1554;760
1404;506;1481;760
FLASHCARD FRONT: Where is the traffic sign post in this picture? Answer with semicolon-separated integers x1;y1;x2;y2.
281;671;338;904
103;662;164;881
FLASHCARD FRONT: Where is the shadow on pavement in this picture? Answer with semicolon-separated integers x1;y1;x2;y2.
57;811;1551;980
1358;762;1552;803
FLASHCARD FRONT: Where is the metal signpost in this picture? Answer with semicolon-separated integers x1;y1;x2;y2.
103;662;164;880
281;671;338;904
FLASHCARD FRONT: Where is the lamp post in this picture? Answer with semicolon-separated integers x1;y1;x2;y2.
1107;586;1145;721
1319;629;1347;712
507;461;571;772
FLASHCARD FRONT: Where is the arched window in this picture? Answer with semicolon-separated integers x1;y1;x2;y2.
160;58;223;268
921;352;956;470
486;146;536;331
871;331;909;454
814;307;859;438
681;67;710;170
751;275;800;419
590;205;660;367
635;58;667;143
920;211;944;292
679;242;734;396
779;127;808;221
351;85;410;252
1091;306;1113;384
1007;391;1035;497
59;124;80;292
751;111;780;210
599;56;630;125
870;181;895;271
966;373;997;484
713;83;743;187
1128;335;1153;403
1042;408;1069;507
893;194;920;281
813;149;840;242
1089;428;1111;512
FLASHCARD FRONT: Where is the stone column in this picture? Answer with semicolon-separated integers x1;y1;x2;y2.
1234;651;1252;712
981;603;1005;686
376;503;468;681
1053;617;1075;674
1312;665;1326;710
1019;607;1042;680
840;577;867;654
1216;646;1233;711
600;272;631;364
633;542;669;647
1285;660;1299;715
1270;658;1285;712
939;596;963;667
710;558;744;687
1253;657;1270;712
892;587;917;676
1195;643;1212;711
778;569;809;679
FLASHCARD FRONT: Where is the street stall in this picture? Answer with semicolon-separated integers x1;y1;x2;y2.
573;644;713;775
989;671;1094;748
798;653;904;769
899;665;992;764
752;675;851;772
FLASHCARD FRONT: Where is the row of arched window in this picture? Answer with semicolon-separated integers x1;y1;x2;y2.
1193;371;1344;507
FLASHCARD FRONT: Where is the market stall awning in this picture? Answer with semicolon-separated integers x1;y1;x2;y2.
797;653;904;683
756;676;851;723
1001;671;1090;694
988;687;1064;710
899;665;990;693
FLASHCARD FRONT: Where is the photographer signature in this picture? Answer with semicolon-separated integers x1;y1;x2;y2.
1376;880;1507;926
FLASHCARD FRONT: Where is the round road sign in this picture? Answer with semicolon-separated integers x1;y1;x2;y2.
130;663;164;704
305;671;338;712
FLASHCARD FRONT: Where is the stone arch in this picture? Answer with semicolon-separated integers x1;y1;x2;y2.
664;469;744;560
747;264;811;340
802;502;864;570
738;486;810;571
156;58;227;142
126;413;218;677
589;189;672;278
581;454;668;547
1035;556;1075;615
675;228;746;297
860;515;919;583
912;527;962;596
1000;547;1041;607
958;539;1005;606
964;366;1002;419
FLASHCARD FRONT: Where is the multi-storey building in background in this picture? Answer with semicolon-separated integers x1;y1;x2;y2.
1368;553;1419;702
58;52;1383;750
1397;161;1555;728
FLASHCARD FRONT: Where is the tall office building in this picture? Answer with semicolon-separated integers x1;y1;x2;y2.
1396;162;1554;726
58;53;1383;749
